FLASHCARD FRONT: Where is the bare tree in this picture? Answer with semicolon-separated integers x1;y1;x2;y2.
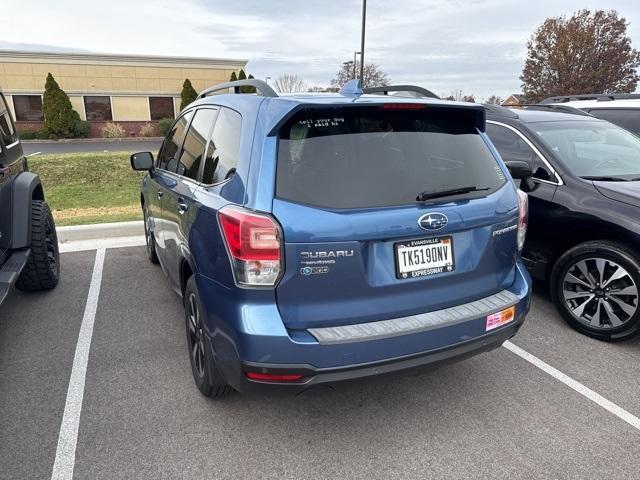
307;86;339;93
331;62;390;88
484;95;504;105
521;9;640;102
441;90;475;102
273;74;307;93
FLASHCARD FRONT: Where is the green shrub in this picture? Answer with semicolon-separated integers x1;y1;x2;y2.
74;120;90;138
158;118;173;136
100;122;127;138
180;79;198;111
42;73;81;138
18;130;39;140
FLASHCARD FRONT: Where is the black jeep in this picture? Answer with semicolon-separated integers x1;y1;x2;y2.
0;87;59;305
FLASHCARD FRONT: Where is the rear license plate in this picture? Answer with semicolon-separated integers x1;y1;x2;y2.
394;236;455;279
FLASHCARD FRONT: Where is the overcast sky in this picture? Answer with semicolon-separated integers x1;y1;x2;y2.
2;0;640;99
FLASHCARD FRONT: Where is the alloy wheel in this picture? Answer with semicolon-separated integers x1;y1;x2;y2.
45;215;57;274
187;293;206;378
562;257;638;329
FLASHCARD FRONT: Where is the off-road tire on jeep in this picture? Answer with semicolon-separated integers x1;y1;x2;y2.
184;275;233;398
15;200;60;292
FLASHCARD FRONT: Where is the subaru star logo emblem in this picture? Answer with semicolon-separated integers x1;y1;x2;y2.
418;213;448;231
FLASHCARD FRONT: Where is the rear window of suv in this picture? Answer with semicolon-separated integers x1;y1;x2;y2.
276;106;505;209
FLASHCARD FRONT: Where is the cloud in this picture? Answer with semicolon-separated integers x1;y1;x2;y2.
1;0;639;98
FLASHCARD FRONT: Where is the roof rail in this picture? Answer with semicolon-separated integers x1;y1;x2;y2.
363;85;440;99
198;79;278;99
519;104;593;117
483;103;519;119
540;93;640;104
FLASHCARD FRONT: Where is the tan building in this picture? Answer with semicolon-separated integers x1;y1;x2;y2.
0;50;247;135
502;94;528;106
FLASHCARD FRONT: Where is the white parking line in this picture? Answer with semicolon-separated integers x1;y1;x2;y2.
503;340;640;431
51;248;106;480
59;236;146;253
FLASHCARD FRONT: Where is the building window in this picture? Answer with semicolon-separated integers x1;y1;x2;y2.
13;95;44;121
149;97;175;120
84;96;112;121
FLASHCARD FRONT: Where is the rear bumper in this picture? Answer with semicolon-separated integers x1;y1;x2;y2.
234;318;524;394
199;260;532;394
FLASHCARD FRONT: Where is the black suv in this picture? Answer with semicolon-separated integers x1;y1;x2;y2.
485;104;640;341
0;88;59;305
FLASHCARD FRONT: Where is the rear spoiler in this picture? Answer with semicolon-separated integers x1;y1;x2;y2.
267;102;486;136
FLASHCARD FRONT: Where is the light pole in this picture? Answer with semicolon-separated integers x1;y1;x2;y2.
353;51;361;80
359;0;367;84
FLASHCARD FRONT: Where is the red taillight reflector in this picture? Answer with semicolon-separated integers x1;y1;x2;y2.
245;372;304;382
218;208;281;261
380;103;427;110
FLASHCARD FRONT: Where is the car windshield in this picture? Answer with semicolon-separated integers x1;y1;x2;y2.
276;106;506;209
531;120;640;180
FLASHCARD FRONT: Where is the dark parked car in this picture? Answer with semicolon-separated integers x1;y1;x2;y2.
130;79;532;398
540;94;640;136
485;104;640;341
0;87;60;305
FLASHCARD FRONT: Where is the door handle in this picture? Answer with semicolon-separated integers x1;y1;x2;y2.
177;197;188;214
157;190;164;199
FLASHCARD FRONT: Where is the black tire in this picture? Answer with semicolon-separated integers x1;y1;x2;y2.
184;276;233;398
550;241;640;342
143;206;159;264
16;200;60;292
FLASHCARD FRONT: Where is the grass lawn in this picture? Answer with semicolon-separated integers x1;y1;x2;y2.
29;151;145;226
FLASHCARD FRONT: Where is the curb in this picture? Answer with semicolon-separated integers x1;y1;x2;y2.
21;137;164;144
57;221;144;243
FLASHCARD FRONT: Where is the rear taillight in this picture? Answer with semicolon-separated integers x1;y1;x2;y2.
517;189;528;252
218;206;283;287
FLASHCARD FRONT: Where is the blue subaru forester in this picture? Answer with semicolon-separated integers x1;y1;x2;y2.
131;79;532;397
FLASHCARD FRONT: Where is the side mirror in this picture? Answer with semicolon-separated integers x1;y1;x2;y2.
131;152;154;171
505;160;533;180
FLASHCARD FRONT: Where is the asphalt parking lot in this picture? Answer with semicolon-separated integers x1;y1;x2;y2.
2;245;640;480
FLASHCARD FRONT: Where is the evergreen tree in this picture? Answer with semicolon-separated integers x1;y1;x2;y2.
229;71;238;82
42;73;80;138
180;79;198;110
246;74;257;93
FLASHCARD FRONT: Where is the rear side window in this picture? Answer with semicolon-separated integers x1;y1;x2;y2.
202;107;241;184
486;123;555;182
176;108;217;181
587;108;640;135
0;95;17;148
157;111;192;171
276;106;505;209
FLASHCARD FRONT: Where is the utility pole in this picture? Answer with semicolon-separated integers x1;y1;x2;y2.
359;0;367;84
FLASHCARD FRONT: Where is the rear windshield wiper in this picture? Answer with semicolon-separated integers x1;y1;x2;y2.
416;186;490;202
580;175;629;182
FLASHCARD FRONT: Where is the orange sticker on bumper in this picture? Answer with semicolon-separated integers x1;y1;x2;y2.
486;306;515;331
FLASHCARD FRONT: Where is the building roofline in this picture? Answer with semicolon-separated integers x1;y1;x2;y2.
0;49;248;68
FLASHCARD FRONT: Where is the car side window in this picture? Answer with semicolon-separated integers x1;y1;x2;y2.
587;109;640;135
0;95;17;149
157;111;193;171
486;123;555;182
175;108;218;181
202;107;242;184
